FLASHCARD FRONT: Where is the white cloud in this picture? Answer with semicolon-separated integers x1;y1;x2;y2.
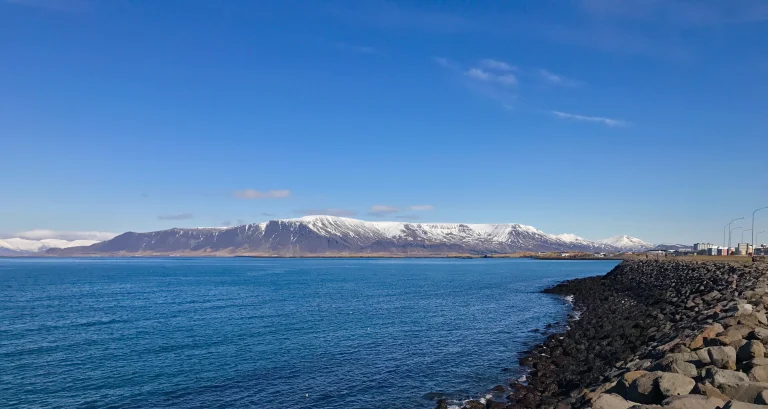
234;189;291;199
369;205;400;217
551;110;628;127
539;69;582;87
295;208;357;217
480;59;516;71
466;68;490;80
465;68;518;86
9;229;118;241
158;213;194;221
409;205;435;211
434;56;454;68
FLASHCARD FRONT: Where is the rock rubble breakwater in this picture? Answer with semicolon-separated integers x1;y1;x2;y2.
450;260;768;409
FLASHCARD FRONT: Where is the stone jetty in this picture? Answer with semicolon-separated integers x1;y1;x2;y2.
454;259;768;409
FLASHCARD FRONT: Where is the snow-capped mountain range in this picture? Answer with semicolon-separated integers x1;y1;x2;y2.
44;215;656;256
0;238;100;255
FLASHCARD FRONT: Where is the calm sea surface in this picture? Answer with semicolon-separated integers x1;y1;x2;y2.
0;258;619;408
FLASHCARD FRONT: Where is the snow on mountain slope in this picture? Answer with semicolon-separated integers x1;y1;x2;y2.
0;238;100;252
598;235;652;251
51;215;646;255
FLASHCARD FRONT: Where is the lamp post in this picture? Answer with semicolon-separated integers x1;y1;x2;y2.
743;229;752;244
753;207;768;250
730;226;743;252
726;217;745;249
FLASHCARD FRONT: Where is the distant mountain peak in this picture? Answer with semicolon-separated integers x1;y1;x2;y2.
598;235;652;250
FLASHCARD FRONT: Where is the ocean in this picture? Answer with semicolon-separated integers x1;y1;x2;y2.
0;258;619;408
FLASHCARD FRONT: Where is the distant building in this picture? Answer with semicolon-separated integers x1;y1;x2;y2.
717;247;729;256
736;243;751;256
707;247;718;256
694;243;716;252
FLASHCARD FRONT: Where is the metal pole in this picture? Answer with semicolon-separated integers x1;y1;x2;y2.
743;229;752;244
731;226;743;252
728;217;745;249
753;207;768;251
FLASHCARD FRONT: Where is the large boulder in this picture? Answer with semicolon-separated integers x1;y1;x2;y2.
462;400;484;409
661;394;726;409
690;324;726;350
757;390;768;405
738;341;766;363
628;372;664;404
716;381;768;403
701;367;750;386
721;400;768;409
693;382;730;401
654;357;698;378
707;346;737;370
592;393;635;409
658;373;696;398
616;371;650;396
747;366;768;383
747;328;768;343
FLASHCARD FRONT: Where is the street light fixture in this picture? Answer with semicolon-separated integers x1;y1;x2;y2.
753;207;768;250
727;218;744;249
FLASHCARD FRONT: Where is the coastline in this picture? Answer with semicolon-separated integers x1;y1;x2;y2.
450;259;768;409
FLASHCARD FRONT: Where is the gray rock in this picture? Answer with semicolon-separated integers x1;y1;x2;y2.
721;399;768;409
743;358;768;372
717;381;768;403
655;357;698;378
617;371;651;397
658;373;696;398
748;366;768;383
707;346;737;370
702;367;750;386
757;390;768;405
748;328;768;343
754;312;767;326
593;393;635;409
661;394;726;409
738;341;766;363
693;382;731;401
628;372;664;404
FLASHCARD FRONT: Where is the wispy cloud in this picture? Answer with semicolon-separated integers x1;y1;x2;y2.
221;220;232;227
434;56;455;68
369;205;400;217
7;229;118;241
158;213;194;221
261;212;276;217
465;68;517;86
409;205;435;211
480;59;516;72
295;208;357;217
336;42;377;54
552;110;628;127
233;189;291;199
539;69;582;87
236;219;246;225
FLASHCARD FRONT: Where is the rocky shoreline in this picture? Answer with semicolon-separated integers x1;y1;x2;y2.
447;259;768;409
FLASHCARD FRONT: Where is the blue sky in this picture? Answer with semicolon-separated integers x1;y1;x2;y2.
1;0;767;245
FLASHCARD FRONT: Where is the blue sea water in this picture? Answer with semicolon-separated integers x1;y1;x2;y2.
0;258;619;408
